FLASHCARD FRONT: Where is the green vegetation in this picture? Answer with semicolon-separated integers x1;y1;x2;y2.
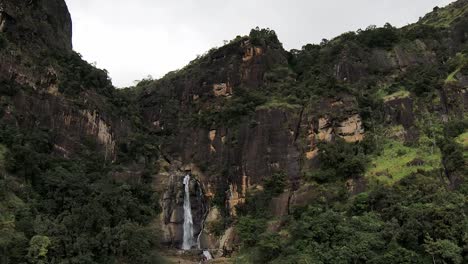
420;3;468;28
0;121;163;263
366;139;441;184
399;64;445;96
235;116;467;263
236;168;468;263
305;138;370;183
236;216;267;247
237;172;287;219
54;52;114;96
249;27;282;48
2;1;468;263
456;131;468;150
356;23;400;49
382;90;410;102
191;87;267;127
256;97;302;110
446;53;468;83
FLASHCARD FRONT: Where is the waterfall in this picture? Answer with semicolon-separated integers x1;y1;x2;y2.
182;175;214;261
203;250;213;260
182;174;194;250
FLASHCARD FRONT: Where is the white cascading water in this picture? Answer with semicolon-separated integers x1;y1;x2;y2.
182;174;194;250
182;175;215;261
203;250;213;260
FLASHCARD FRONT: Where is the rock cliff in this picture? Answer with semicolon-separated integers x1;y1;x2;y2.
0;0;130;161
0;0;467;261
136;2;468;252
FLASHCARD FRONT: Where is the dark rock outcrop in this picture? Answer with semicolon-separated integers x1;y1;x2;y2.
0;0;72;50
1;0;467;257
0;0;130;160
158;165;208;248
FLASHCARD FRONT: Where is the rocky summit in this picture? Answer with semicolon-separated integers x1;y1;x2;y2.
0;0;467;263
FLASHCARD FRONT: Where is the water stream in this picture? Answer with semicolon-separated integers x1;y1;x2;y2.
182;174;194;250
182;175;214;261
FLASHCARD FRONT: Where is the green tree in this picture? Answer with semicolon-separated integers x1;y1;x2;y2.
236;216;266;247
424;237;463;264
27;235;51;264
308;139;368;182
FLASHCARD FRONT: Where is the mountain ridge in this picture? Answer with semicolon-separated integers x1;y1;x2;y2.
0;0;467;263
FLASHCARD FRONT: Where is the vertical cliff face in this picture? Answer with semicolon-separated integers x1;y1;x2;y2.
1;0;467;260
139;35;296;215
0;0;127;160
137;2;468;252
159;173;208;248
0;0;72;50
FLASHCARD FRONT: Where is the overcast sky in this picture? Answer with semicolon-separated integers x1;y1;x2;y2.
65;0;454;87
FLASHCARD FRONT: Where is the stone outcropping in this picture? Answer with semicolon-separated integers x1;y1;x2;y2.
0;0;127;160
2;0;468;258
0;0;72;51
157;164;208;248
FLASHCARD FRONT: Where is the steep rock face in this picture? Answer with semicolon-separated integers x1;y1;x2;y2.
155;163;208;248
0;0;72;50
138;1;468;254
139;36;293;198
301;97;365;162
2;0;465;257
7;91;119;159
140;37;309;244
153;106;308;219
139;37;287;134
0;0;127;160
140;15;468;250
334;40;437;83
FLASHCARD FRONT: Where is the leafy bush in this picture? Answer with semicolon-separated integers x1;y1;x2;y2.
249;27;282;48
263;172;287;196
357;23;400;49
236;216;266;247
400;64;444;96
307;139;369;182
208;219;226;237
191;86;267;127
424;237;463;264
56;52;114;96
0;121;162;263
444;119;468;138
438;137;465;184
402;24;441;41
246;170;467;263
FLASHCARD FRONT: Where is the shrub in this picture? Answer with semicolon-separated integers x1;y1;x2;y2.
400;64;444;96
236;216;266;247
249;27;281;48
56;52;114;96
444;119;468;138
263;172;287;196
357;23;400;49
311;138;369;182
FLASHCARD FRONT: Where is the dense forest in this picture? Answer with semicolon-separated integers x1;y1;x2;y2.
0;0;467;263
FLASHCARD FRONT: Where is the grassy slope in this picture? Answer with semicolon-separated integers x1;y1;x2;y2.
420;1;468;27
366;138;441;185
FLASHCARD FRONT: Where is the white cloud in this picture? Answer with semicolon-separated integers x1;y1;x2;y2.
65;0;454;87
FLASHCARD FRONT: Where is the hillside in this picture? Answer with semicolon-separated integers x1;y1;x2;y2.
0;0;467;263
